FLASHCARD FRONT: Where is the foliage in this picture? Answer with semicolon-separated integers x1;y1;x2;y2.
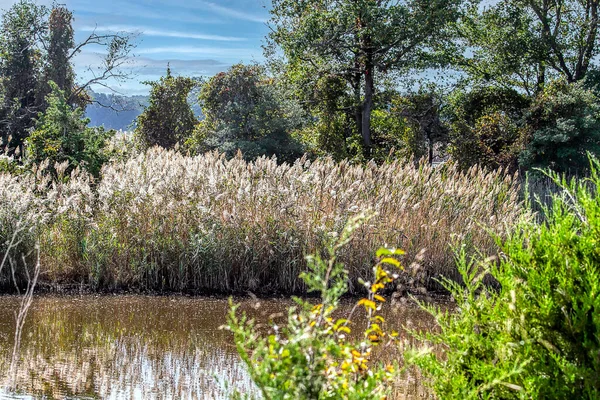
289;74;361;160
520;80;600;174
448;85;530;171
191;63;305;163
408;157;600;399
26;81;114;178
135;67;197;150
459;0;600;93
0;1;135;160
0;0;48;157
393;90;448;163
38;5;76;107
267;0;463;153
227;213;403;399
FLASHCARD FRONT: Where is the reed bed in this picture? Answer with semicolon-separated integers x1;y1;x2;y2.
1;148;524;293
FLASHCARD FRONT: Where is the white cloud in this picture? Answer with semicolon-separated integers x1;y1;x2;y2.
73;52;234;94
150;0;268;23
137;46;260;59
70;1;224;25
199;1;268;23
79;25;247;42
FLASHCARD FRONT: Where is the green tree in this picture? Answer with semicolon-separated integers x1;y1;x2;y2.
459;0;600;94
0;0;48;157
0;1;136;160
520;79;600;173
39;5;75;106
26;81;114;178
447;85;530;171
193;63;305;162
135;68;198;149
395;90;448;164
267;0;463;155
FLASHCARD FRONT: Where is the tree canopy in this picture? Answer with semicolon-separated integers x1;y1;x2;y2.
267;0;464;155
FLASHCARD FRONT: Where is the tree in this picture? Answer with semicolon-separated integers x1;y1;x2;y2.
447;85;530;171
135;68;198;149
39;5;75;106
0;1;136;160
193;63;305;162
267;0;463;154
520;79;600;173
395;91;448;164
0;0;48;157
459;0;600;94
26;81;114;178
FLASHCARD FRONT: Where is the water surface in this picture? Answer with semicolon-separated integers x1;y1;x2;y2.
0;295;436;399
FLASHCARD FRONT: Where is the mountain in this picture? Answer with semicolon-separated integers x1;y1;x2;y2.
85;91;204;131
85;91;149;131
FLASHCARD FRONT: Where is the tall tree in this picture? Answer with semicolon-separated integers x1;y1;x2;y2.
0;0;47;157
193;63;305;161
0;1;136;159
460;0;600;94
268;0;463;154
135;67;198;149
40;5;75;104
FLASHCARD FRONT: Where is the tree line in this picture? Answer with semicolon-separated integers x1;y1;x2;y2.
2;0;600;177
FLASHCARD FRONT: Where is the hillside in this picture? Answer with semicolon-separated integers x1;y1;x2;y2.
85;91;149;131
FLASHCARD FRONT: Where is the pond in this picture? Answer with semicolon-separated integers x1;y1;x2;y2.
0;295;437;399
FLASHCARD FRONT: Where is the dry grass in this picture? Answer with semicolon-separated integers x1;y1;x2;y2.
1;148;525;293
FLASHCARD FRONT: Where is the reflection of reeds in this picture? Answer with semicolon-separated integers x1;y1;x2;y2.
0;221;40;389
0;297;438;399
1;149;524;292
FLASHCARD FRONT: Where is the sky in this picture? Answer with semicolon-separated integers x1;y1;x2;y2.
0;0;271;95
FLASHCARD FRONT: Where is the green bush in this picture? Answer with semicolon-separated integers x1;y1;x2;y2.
226;213;404;399
408;157;600;399
26;81;114;178
447;85;530;172
191;63;306;163
520;80;600;174
134;67;198;150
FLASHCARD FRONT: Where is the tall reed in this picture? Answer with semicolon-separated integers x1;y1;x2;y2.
1;148;525;293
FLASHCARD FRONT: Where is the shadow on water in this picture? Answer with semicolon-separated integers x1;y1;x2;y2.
0;295;439;399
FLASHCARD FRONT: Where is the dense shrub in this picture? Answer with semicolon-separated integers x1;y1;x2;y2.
448;86;530;172
408;157;600;399
191;63;305;163
134;68;198;150
520;80;600;174
227;214;403;399
26;82;114;178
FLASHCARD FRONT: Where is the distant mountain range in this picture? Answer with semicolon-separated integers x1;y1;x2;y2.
85;91;202;131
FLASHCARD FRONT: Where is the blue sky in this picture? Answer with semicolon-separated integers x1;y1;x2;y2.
0;0;271;94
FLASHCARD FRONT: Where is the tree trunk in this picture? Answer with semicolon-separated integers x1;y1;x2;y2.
354;59;363;141
536;62;546;93
362;65;373;150
575;0;598;81
428;135;434;165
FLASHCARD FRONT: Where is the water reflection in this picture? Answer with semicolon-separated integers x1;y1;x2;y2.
0;295;437;399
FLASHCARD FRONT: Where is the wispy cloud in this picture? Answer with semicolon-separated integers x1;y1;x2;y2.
152;0;268;23
79;25;247;42
73;51;233;93
70;0;224;25
137;46;260;59
199;1;268;23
